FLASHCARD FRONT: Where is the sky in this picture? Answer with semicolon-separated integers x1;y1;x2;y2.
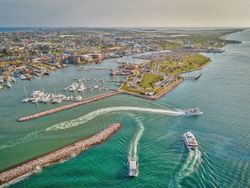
0;0;250;27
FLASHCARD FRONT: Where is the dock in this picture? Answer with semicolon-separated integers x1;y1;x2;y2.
182;73;202;80
18;91;121;122
0;123;121;186
79;78;124;83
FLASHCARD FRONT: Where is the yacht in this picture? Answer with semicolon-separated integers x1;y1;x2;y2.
185;108;203;116
75;96;82;102
128;158;139;177
6;81;11;88
77;82;86;92
183;131;198;150
68;83;78;92
22;98;30;103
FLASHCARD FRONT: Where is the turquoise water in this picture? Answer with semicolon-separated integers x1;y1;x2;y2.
0;30;250;187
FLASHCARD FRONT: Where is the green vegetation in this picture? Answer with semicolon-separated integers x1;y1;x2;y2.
139;73;163;89
51;51;63;55
0;53;11;58
179;34;227;48
158;54;210;74
162;41;181;50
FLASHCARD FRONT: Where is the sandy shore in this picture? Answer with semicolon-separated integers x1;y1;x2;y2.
0;123;121;186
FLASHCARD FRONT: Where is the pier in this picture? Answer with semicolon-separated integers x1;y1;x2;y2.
181;73;202;80
0;123;121;186
18;91;121;122
78;66;110;71
78;78;124;83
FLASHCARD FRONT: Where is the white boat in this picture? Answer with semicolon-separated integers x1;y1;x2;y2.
22;98;30;103
31;90;44;97
68;82;79;92
128;158;139;177
6;82;11;88
77;82;86;92
51;98;61;104
75;96;82;102
31;98;39;104
19;75;26;80
183;131;198;150
185;108;203;116
11;77;16;82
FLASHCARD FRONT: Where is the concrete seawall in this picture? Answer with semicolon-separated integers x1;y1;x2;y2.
119;78;183;100
18;91;120;122
0;123;121;186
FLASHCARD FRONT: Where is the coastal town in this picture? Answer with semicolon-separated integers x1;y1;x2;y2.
0;28;240;99
0;28;243;186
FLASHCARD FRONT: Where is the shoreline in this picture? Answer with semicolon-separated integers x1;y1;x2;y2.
0;123;121;186
119;78;183;100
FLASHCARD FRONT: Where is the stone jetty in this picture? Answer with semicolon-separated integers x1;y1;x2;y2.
18;91;121;122
0;123;121;186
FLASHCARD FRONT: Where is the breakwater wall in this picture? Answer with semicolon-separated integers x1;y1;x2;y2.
0;123;121;186
18;91;120;122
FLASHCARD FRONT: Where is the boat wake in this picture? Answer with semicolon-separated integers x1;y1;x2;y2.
47;106;183;131
128;117;144;160
179;149;202;179
0;130;44;150
169;149;202;187
0;106;181;150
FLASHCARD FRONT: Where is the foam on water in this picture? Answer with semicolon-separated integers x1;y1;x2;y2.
128;118;144;160
0;106;181;150
47;106;183;131
169;149;202;188
0;130;44;150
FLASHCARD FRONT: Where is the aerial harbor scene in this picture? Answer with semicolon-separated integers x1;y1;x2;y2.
0;0;250;187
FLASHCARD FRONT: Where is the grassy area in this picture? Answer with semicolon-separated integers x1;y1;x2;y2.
139;73;163;89
120;82;144;94
51;51;63;55
158;53;210;74
0;53;11;58
179;34;227;48
162;41;181;50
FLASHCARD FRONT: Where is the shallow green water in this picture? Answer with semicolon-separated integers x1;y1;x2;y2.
0;30;250;187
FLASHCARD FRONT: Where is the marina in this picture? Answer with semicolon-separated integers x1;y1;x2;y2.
22;90;78;104
18;91;121;122
0;123;121;186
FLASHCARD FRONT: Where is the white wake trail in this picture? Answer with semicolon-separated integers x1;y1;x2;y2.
47;106;183;131
128;118;144;160
168;149;202;188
